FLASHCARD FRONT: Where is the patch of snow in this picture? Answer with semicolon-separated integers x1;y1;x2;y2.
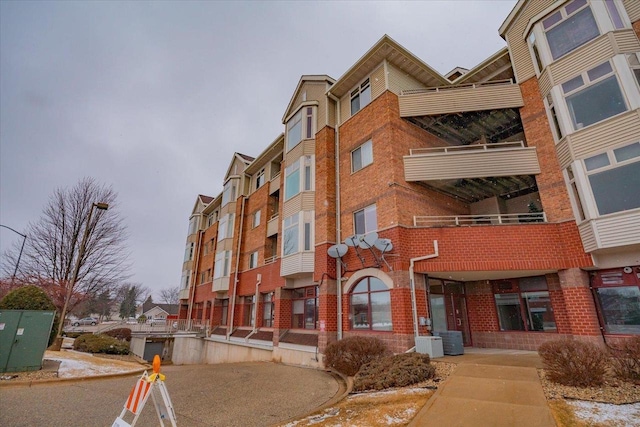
569;400;640;427
384;408;416;425
350;387;431;399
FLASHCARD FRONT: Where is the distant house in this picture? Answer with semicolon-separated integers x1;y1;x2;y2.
138;300;179;322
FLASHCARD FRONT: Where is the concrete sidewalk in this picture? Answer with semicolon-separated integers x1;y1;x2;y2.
409;349;555;427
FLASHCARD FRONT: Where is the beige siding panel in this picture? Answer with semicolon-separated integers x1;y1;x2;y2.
386;62;426;96
623;0;640;22
596;211;640;249
318;99;327;129
340;93;350;125
178;288;190;300
328;99;336;127
403;147;540;181
218;238;233;252
567;111;640;160
303;139;316;156
302;192;315;211
371;64;385;99
555;139;573;169
399;84;523;116
220;201;237;217
612;29;640;52
285;142;304;164
578;221;597;252
267;216;279;237
548;35;615;85
280;253;314;277
538;70;552;97
505;0;556;83
269;174;281;195
283;194;303;218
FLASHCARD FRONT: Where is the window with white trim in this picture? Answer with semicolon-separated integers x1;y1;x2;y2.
561;61;627;130
213;250;232;279
262;292;274;327
350;78;371;115
565;165;586;222
542;0;599;61
583;141;640;215
181;270;191;289
351;140;373;172
252;210;261;228
283;214;299;256
628;53;640;89
354;204;377;235
184;242;194;262
604;0;625;30
284;156;313;201
527;32;544;74
217;214;234;242
187;216;198;235
544;93;564;141
249;251;258;269
286;107;315;151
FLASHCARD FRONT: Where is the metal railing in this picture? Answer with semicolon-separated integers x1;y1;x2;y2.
91;319;209;334
401;78;515;95
409;141;525;156
264;255;278;265
414;212;547;227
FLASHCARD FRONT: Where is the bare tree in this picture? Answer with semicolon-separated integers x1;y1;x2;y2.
158;286;180;305
115;282;151;319
1;177;130;336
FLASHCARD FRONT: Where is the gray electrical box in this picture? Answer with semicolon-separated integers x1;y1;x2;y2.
415;336;444;358
0;310;55;373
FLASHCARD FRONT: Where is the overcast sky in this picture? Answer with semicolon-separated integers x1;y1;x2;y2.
0;0;517;299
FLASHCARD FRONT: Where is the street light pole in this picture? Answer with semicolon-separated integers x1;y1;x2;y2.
55;202;109;340
0;224;27;283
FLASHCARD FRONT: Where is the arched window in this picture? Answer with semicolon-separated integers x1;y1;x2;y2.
349;277;392;331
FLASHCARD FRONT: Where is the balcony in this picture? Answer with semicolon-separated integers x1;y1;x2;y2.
399;80;523;117
178;287;190;301
414;212;546;227
280;252;314;278
212;277;230;293
404;141;540;182
267;213;279;237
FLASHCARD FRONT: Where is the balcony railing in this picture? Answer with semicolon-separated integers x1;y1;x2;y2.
98;319;209;334
404;141;540;181
414;212;547;227
264;255;278;265
399;79;523;116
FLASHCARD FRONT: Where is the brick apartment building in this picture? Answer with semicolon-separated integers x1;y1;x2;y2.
176;0;640;365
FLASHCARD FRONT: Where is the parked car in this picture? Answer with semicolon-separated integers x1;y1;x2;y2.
126;317;138;324
147;318;165;325
72;317;98;326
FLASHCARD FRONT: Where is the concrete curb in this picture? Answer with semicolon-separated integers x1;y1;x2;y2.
0;367;150;388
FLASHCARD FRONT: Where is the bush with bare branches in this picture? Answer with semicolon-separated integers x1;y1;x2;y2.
353;353;436;392
324;336;390;377
610;337;640;384
538;338;608;387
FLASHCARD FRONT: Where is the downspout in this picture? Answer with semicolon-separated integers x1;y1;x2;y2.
187;228;204;326
409;240;439;338
227;195;247;340
328;90;342;340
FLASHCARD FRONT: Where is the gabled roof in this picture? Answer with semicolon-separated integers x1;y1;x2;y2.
191;194;215;216
328;34;451;98
142;300;179;315
498;0;527;37
282;75;335;123
444;67;469;81
453;47;513;85
223;152;254;181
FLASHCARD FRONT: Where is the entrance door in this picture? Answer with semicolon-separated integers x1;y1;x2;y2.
428;278;472;346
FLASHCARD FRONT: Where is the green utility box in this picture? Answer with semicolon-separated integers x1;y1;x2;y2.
0;309;55;373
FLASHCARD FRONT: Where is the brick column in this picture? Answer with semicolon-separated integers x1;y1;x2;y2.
558;268;603;342
273;287;290;346
318;278;338;353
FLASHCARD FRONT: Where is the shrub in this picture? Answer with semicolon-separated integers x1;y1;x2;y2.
610;337;640;384
324;336;390;376
538;338;608;387
63;332;84;339
73;333;130;355
0;285;60;346
353;352;436;392
104;328;132;342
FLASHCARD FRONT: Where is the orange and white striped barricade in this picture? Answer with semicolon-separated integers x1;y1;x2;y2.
112;355;177;427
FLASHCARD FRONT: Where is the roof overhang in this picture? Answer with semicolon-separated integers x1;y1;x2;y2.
245;133;285;175
329;34;451;98
282;75;335;123
453;47;513;85
499;0;528;37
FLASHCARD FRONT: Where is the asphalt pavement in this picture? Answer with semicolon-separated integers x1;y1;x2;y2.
0;362;342;427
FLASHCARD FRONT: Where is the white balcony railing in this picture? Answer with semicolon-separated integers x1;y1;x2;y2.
413;212;547;227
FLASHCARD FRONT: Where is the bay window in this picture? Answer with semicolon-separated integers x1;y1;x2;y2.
222;180;237;206
583;142;640;215
283;214;299;256
283;212;313;256
217;214;234;242
214;250;231;279
543;0;599;61
286;107;315;151
562;61;626;130
285;156;313;200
